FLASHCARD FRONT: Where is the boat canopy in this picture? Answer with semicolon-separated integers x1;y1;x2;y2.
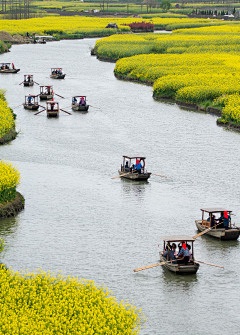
0;63;11;66
123;156;146;160
200;208;232;213
72;95;87;99
160;235;196;242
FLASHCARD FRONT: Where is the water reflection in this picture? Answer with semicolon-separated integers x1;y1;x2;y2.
121;178;149;199
0;216;19;237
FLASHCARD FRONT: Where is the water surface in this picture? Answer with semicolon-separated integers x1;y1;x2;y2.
0;39;240;334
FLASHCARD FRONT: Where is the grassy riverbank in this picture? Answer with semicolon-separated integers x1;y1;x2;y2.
0;90;17;144
94;25;240;128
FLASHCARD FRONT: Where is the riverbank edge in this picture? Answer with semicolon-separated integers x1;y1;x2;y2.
0;128;18;145
113;72;240;131
0;192;25;218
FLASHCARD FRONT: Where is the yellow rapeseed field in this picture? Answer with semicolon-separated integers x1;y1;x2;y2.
0;265;144;334
0;90;15;139
0;160;21;203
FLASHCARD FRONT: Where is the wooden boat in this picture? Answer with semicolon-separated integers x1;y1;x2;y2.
0;63;20;73
39;85;54;100
159;235;200;275
23;95;39;110
118;156;151;181
50;68;65;79
46;101;59;117
23;74;34;86
195;208;240;240
72;96;89;112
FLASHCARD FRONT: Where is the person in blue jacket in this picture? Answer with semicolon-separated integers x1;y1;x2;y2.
134;159;142;173
218;211;230;230
177;242;190;265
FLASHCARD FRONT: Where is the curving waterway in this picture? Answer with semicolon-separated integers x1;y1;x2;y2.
0;39;240;334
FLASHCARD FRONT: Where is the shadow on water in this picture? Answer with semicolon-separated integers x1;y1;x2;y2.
0;216;19;237
161;268;198;288
121;178;149;198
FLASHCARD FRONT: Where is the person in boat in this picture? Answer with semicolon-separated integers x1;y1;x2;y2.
187;244;192;261
217;211;230;230
125;161;130;171
1;64;5;69
12;63;15;69
27;75;31;82
27;95;33;106
72;97;77;105
207;214;216;227
79;96;86;106
163;244;177;264
5;64;9;69
134;159;142;174
58;69;62;75
177;242;190;265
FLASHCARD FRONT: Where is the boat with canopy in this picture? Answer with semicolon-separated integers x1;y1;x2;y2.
195;208;240;240
159;235;200;275
118;156;151;181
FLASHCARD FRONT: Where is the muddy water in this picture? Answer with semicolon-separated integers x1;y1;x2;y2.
0;39;240;334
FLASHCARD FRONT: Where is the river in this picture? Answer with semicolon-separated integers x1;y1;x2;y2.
0;39;240;334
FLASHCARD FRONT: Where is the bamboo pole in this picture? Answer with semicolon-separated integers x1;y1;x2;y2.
111;170;137;179
195;260;224;268
134;258;183;272
193;222;222;239
151;173;167;178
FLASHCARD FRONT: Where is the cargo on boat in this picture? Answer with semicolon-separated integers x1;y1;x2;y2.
50;68;65;79
159;235;200;275
39;85;54;100
23;75;34;86
72;96;89;112
0;63;20;73
46;101;59;117
23;95;39;110
118;156;151;181
195;208;240;240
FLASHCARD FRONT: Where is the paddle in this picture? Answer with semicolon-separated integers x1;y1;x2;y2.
60;108;72;115
34;109;45;115
89;105;100;109
111;170;137;179
39;104;46;109
195;260;224;268
192;222;222;239
152;173;167;178
14;104;23;109
55;93;65;99
34;81;39;85
19;81;24;85
134;258;183;272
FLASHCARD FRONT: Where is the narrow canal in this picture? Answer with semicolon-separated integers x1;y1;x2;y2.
0;39;240;334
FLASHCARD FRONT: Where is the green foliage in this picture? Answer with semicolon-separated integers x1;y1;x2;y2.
160;0;171;11
0;238;5;255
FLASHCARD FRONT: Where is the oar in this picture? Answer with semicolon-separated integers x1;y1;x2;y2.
134;262;164;272
19;81;24;85
195;260;224;268
60;108;72;115
152;173;167;178
39;104;46;109
55;93;65;99
192;222;222;239
134;258;184;272
111;170;137;179
34;109;45;115
34;81;39;85
89;105;100;109
13;104;23;108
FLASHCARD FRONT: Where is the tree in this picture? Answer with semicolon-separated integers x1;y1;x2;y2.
160;0;171;10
